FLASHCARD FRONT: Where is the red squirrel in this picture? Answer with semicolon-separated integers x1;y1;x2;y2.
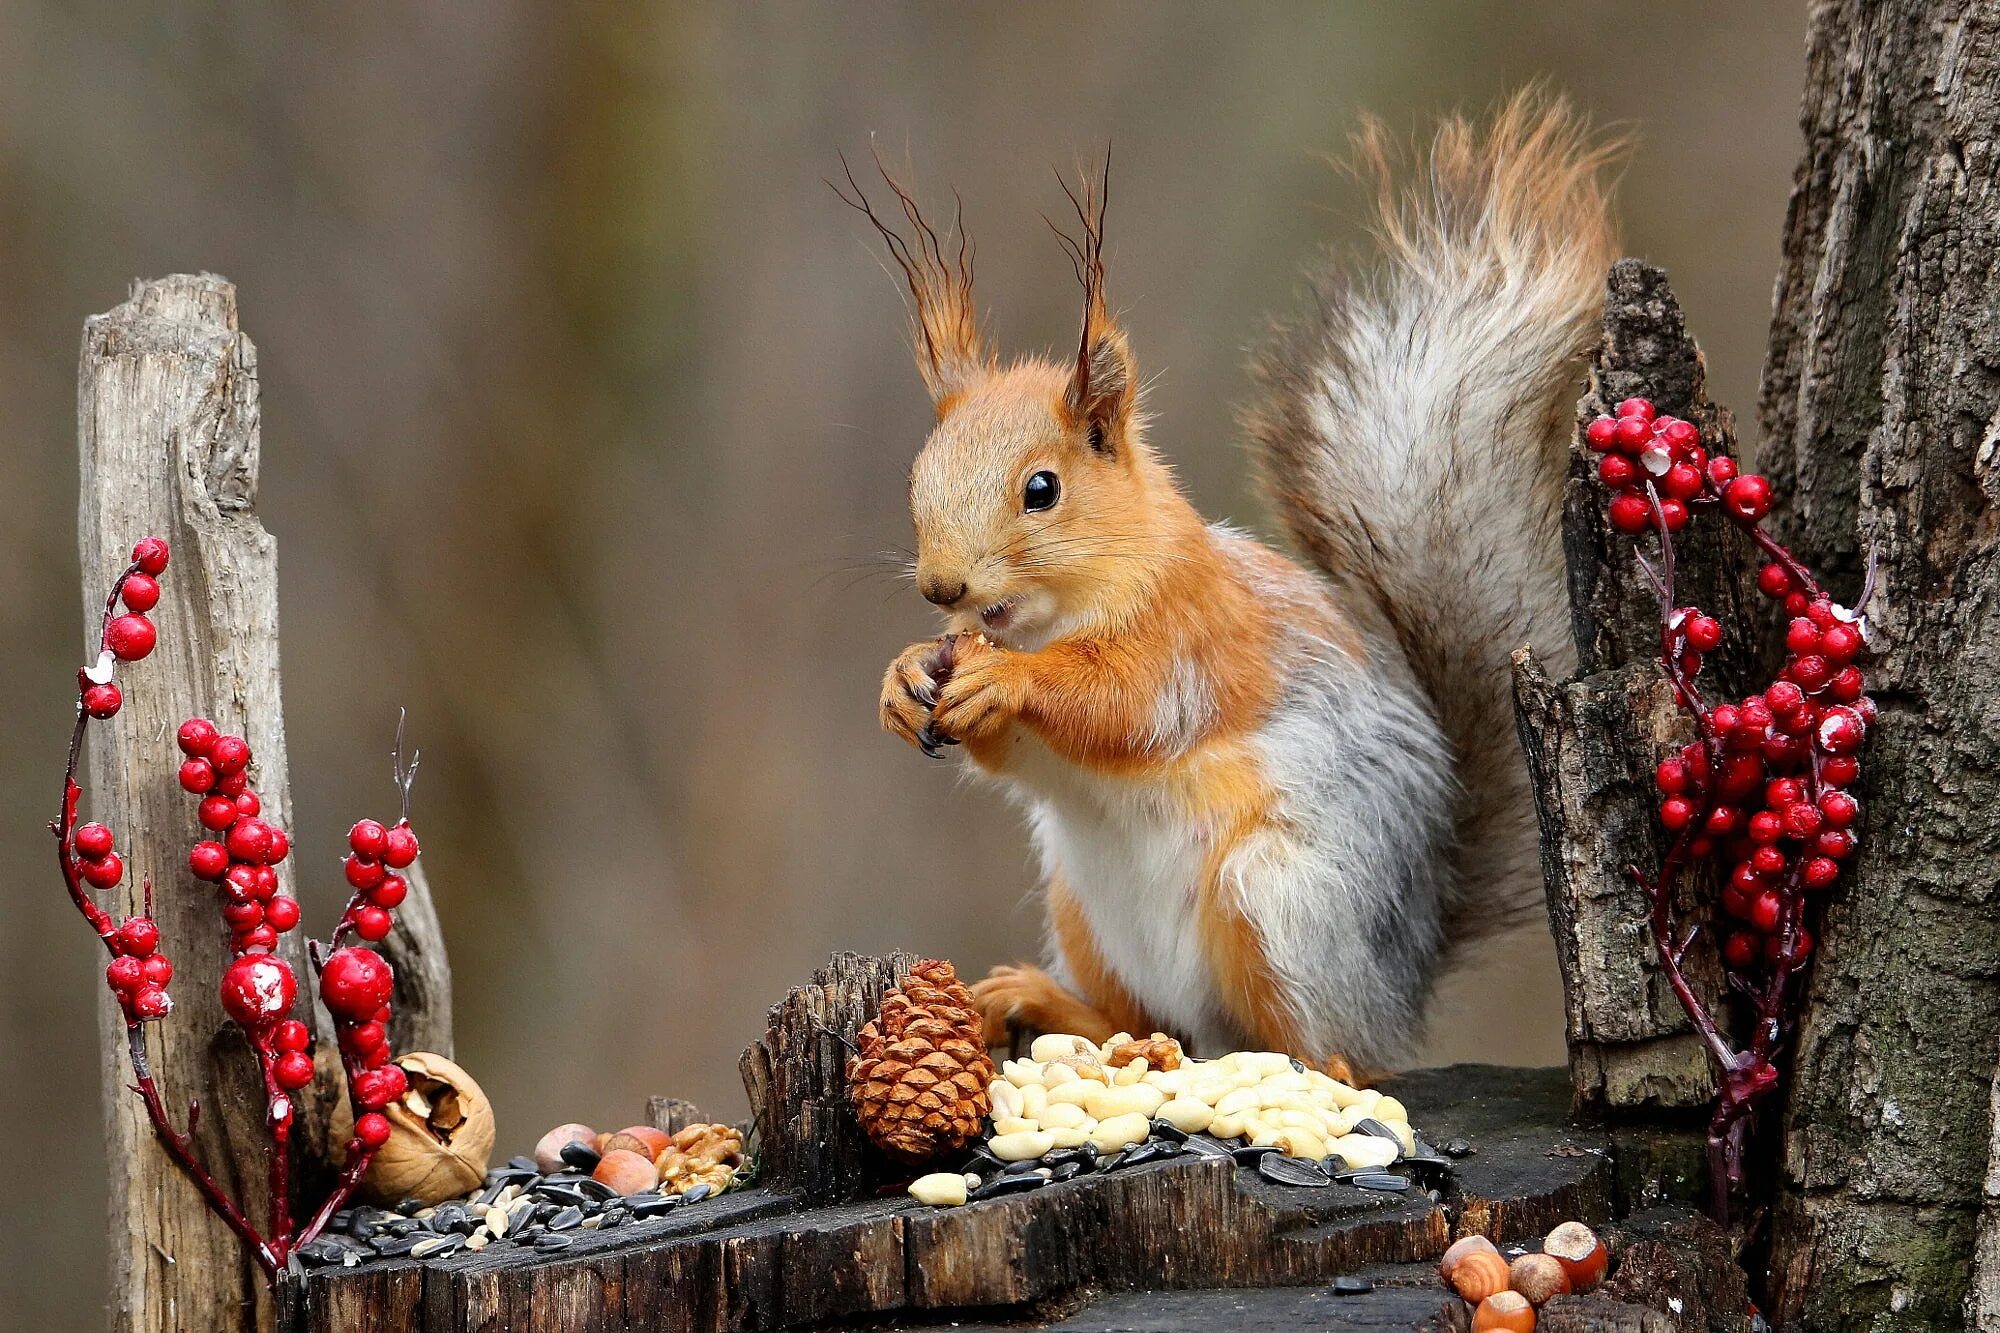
846;95;1619;1077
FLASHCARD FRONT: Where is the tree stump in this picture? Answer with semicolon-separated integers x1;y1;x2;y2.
77;275;453;1331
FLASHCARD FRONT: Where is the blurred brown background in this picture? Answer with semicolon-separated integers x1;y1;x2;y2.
0;2;1804;1323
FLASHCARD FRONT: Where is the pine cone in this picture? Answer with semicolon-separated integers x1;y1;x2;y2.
847;959;995;1162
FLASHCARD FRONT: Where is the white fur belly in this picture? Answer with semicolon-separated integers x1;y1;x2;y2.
1001;742;1236;1049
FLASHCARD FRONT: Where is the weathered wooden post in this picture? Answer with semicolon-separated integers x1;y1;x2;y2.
77;274;451;1330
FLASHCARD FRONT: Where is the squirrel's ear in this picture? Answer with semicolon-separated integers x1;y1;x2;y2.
1053;152;1131;455
832;153;992;409
1068;316;1135;455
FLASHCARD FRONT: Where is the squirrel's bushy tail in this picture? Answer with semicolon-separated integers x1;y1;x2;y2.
1246;92;1619;941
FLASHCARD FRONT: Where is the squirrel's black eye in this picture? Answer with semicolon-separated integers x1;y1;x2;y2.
1023;470;1061;512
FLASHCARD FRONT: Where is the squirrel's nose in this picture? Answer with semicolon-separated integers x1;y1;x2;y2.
921;577;968;607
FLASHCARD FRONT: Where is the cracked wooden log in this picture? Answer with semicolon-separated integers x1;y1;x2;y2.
78;275;453;1331
1754;3;2000;1327
1513;260;1752;1114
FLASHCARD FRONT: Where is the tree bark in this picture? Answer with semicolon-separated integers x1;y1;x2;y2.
78;275;453;1330
1757;4;2000;1328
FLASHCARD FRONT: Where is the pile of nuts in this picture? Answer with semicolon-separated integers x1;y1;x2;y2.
1439;1221;1607;1331
534;1120;745;1201
908;1032;1435;1208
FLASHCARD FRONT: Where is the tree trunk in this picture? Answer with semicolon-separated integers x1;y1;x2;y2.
1757;4;2000;1328
78;275;453;1330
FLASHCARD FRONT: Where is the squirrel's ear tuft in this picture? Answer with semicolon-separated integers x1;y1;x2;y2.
1052;151;1132;454
832;150;992;407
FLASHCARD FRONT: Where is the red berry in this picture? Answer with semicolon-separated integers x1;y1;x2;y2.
1607;492;1651;533
354;906;393;942
319;948;394;1021
1757;563;1795;598
1803;857;1840;889
179;758;216;794
234;791;262;818
1615;416;1652;451
1828;666;1866;702
1707;456;1740;487
1821;623;1861;663
345;855;386;890
188;841;229;880
1616;397;1656;421
1752;845;1788;876
1724;474;1773;521
218;955;297;1030
74;823;115;859
82;682;123;718
1711;704;1742;735
1766;681;1805;715
1659;798;1694;831
222;901;264;930
274;1019;311;1053
1655;758;1688;795
265;827;289;865
1658;498;1690;531
81;852;124;889
264;896;301;933
131;537;170;575
1822;755;1861;787
1723;932;1759;969
1660;417;1698;450
1729;861;1764;894
1660;462;1703;501
1817;829;1858;860
197;796;236;831
226;818;274;864
114;917;160;957
1784;802;1825;839
349;1021;387;1054
371;876;408;909
353;1064;408;1111
349;820;389;859
1820;790;1859;827
141;955;173;985
1766;778;1805;807
1749;890;1783;933
1763;733;1805;768
1682;615;1723;653
130;986;172;1021
355;1112;393;1150
1817;707;1866;755
107;956;144;991
1790;655;1832;691
209;735;251;775
383;826;419;869
252;865;279;900
105;614;156;661
1598;454;1638;487
274;1051;315;1091
120;573;161;613
1749;810;1784;844
215;769;248;797
1705;805;1741;836
1786;618;1823;654
1806;599;1838;628
1716;753;1764;802
1783;590;1811;616
1586;418;1620;451
1739;699;1775;733
177;718;219;757
236;924;279;952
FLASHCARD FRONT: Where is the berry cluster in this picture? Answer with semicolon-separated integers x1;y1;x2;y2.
53;534;424;1277
1586;397;1873;1218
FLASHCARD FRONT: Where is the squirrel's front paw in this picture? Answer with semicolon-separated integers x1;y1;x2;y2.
880;638;957;758
929;643;1023;746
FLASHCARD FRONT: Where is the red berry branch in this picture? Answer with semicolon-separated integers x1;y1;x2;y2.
54;536;428;1279
1586;400;1875;1222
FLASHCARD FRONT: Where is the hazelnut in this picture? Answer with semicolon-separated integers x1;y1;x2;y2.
1543;1220;1608;1293
592;1148;660;1196
1472;1290;1536;1332
1449;1249;1511;1303
608;1125;671;1160
1508;1252;1570;1307
1438;1233;1502;1281
534;1122;597;1175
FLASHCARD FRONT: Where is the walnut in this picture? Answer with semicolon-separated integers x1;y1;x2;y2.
654;1122;744;1197
1108;1034;1183;1071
